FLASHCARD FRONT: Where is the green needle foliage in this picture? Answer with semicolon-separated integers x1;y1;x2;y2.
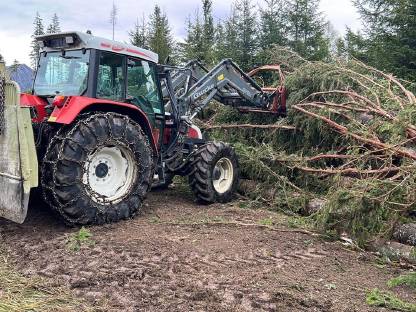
205;46;416;247
366;289;416;312
67;227;95;252
388;272;416;290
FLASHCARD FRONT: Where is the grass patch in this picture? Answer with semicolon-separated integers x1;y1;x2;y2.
0;247;85;312
286;215;311;229
67;227;95;252
258;218;274;226
366;289;416;312
388;272;416;290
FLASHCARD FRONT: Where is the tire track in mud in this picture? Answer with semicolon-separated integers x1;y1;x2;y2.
2;188;413;312
37;238;330;311
1;215;332;311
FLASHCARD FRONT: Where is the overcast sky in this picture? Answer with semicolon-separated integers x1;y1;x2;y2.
0;0;362;66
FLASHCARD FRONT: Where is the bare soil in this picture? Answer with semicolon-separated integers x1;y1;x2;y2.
0;185;414;311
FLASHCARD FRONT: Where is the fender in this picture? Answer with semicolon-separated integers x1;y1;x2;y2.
48;96;159;153
20;94;48;122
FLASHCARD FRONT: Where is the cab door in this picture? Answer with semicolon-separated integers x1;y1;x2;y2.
126;58;165;146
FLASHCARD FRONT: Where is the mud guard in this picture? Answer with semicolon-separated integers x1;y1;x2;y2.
0;79;38;223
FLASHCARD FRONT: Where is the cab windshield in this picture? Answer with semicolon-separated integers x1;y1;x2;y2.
34;50;90;96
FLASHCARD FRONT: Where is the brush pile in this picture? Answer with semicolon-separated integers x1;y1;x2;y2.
202;47;416;247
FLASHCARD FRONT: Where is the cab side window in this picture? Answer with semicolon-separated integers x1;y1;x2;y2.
97;51;125;101
127;58;162;113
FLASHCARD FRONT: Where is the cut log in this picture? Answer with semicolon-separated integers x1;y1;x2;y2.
393;223;416;247
378;241;416;264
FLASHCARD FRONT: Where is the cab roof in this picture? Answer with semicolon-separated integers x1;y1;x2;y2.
36;31;159;63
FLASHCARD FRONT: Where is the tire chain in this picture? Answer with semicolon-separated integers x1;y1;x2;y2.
0;76;5;135
41;112;153;224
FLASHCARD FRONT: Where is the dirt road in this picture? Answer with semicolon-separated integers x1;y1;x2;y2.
0;186;413;311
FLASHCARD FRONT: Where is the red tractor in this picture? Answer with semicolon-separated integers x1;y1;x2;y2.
0;31;286;225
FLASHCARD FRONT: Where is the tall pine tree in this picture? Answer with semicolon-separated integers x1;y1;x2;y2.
109;3;118;40
148;5;174;63
354;0;416;80
46;13;61;34
202;0;215;64
259;0;287;49
336;27;368;61
180;0;215;65
129;16;147;48
286;0;329;60
30;12;44;70
235;0;258;70
215;5;239;63
180;12;205;63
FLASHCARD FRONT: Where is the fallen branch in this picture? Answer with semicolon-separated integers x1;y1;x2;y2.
203;124;296;131
295;165;404;178
293;105;416;160
306;154;353;162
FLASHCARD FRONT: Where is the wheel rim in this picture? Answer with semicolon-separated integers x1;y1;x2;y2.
82;145;137;204
212;157;234;194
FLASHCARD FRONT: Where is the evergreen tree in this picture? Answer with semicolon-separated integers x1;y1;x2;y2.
215;6;240;63
259;0;287;49
46;13;61;34
234;0;258;70
213;22;226;62
201;0;215;64
335;37;346;58
129;16;147;48
286;0;329;60
354;0;416;80
180;0;215;65
30;12;44;70
109;2;118;40
148;5;174;63
180;13;204;63
337;28;368;61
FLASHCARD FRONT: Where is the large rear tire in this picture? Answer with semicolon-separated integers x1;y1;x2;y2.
189;142;239;204
41;112;153;225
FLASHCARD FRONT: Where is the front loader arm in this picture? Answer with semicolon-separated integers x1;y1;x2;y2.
177;59;277;119
158;59;285;173
161;60;209;100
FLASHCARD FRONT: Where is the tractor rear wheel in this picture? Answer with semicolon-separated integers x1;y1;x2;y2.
189;142;239;204
41;112;153;225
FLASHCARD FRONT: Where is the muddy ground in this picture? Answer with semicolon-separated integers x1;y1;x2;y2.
0;185;414;311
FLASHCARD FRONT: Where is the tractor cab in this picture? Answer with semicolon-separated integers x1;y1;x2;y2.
30;32;164;129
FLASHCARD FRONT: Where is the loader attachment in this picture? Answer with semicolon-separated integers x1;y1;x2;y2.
0;76;38;223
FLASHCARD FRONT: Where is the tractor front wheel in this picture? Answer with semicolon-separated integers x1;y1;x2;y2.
41;112;153;225
189;142;239;204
